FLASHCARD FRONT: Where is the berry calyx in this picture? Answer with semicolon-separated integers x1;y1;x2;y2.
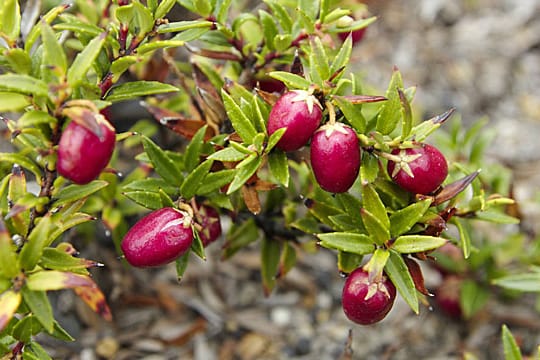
310;123;360;193
342;267;397;325
121;207;194;267
195;205;222;247
57;115;116;185
267;90;323;152
386;143;448;195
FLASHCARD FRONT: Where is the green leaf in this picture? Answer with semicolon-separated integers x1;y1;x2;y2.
333;96;367;134
364;248;390;279
268;71;311;90
67;32;106;86
266;128;286;153
25;271;94;291
52;180;108;208
17;110;58;128
227;155;262;194
222;218;260;259
110;56;138;78
0;92;30;111
460;280;489;318
136;40;185;54
264;0;292;32
184;125;207;172
180;159;214;199
392;235;446;254
190;227;206;260
309;36;330;82
24;342;53;360
208;147;248;162
12;315;42;343
376;69;404;135
259;10;278;51
0;0;21;40
399;88;413;139
49;320;74;341
261;237;281;295
278;242;296;278
106;81;179;102
453;217;472;259
122;190;162;210
25;5;68;52
385;250;418;314
330;34;352;77
0;290;21;332
317;232;374;255
142;135;183;186
337;251;363;274
4;48;32;74
389;199;432;237
122;178;178;195
40;21;67;81
493;273;540;292
0;74;48;97
154;0;177;19
0;218;18;278
175;250;190;281
157;20;213;33
501;325;523;360
474;210;520;224
19;216;52;271
49;212;95;244
268;150;289;187
362;183;389;229
221;90;257;143
196;169;236;195
360;208;389;246
21;288;54;333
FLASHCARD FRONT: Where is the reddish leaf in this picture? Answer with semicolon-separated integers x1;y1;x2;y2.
255;88;280;106
142;102;214;140
192;63;226;129
26;270;95;291
241;185;261;215
404;256;432;296
429;107;455;125
433;171;480;205
73;282;112;321
290;50;304;76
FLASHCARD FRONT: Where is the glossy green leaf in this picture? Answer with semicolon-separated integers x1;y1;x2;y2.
0;0;21;40
184;125;207;172
309;37;330;81
385;250;418;314
67;32;106;86
24;342;53;360
106;81;179;102
0;218;18;278
364;248;390;279
360;151;379;184
259;10;278;51
221;90;257;143
261;237;281;295
122;178;178;195
122;190;162;210
154;0;176;19
376;69;404;135
175;250;190;281
25;5;68;52
227;155;262;194
142;135;183;186
399;88;413;139
460;280;489;319
389;199;432;237
501;325;523;360
360;208;389;245
330;35;352;77
337;251;363;274
392;235;446;254
493;273;540;292
0;290;21;332
4;48;32;74
52;180;108;208
40;21;67;81
265;0;292;32
180;159;214;199
0;92;30;111
362;183;389;229
453;217;471;259
215;0;232;23
12;315;42;343
54;14;103;37
21;288;54;333
39;248;96;274
190;227;206;260
0;74;48;97
268;150;289;187
333;96;367;133
17;110;58;128
268;71;311;90
208;147;248;162
265;128;286;153
49;212;95;243
474;210;520;224
137;40;185;54
110;56;138;78
157;20;213;33
317;232;374;255
196;169;236;195
19;216;52;271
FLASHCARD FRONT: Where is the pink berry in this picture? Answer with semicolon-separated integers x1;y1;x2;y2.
195;205;222;246
342;267;396;325
267;90;322;152
434;275;463;318
57;117;116;185
121;207;194;267
310;123;360;193
387;143;448;195
337;27;367;44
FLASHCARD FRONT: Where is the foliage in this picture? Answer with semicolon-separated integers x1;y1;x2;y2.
0;0;533;357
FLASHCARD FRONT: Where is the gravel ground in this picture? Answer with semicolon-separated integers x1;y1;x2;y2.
36;1;540;359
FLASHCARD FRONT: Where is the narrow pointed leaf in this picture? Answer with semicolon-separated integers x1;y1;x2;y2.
227;156;262;194
453;218;471;259
362;183;389;229
268;71;311;90
26;271;96;291
175;250;190;281
0;74;48;97
196;169;236;195
360;208;389;245
376;69;404;135
389;199;432;237
493;273;540;292
123;190;162;210
221;90;257;143
317;232;374;255
106;81;179;102
183;125;207;172
180;159;214;199
19;216;52;271
268;150;289;187
459;280;489;319
142;135;183;186
385;250;418;314
21;288;54;333
52;180;108;208
0;218;18;277
40;21;67;80
261;237;281;296
67;32;106;86
502;325;523;360
0;0;21;40
0;290;21;332
392;235;446;254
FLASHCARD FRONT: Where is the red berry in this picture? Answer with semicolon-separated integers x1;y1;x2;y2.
121;207;194;267
57;117;116;185
434;275;463;318
337;27;367;44
310;123;360;193
387;143;448;195
267;90;322;152
342;267;396;325
195;205;222;246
